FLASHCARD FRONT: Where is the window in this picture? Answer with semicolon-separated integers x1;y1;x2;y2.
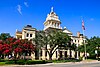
60;51;62;58
30;34;32;37
45;45;47;57
56;51;57;58
75;40;76;42
45;51;47;57
26;39;28;41
26;33;29;37
83;40;85;43
65;51;67;57
78;40;79;43
30;39;32;41
40;50;42;56
55;23;56;27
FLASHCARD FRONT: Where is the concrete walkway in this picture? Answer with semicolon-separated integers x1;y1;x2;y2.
0;60;100;67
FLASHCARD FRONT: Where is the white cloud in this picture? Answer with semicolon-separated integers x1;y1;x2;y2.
24;2;28;7
17;5;22;15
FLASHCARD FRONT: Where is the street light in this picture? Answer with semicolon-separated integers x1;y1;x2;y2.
95;46;99;60
76;44;79;59
95;50;97;59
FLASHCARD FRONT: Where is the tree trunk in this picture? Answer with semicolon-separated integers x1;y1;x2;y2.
69;49;71;58
1;54;4;59
49;54;52;60
39;49;41;60
35;49;39;60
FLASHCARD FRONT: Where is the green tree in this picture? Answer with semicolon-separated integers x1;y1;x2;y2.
78;36;100;59
48;31;71;60
33;30;71;60
71;43;77;58
0;33;11;41
33;31;47;60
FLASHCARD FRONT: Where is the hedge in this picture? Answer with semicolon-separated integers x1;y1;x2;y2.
3;60;46;65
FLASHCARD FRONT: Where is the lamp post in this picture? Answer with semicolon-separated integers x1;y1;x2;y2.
95;46;99;60
76;44;79;59
95;50;97;59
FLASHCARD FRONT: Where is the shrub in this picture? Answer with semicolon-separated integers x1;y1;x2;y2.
16;60;26;65
10;60;46;65
26;60;46;65
47;58;81;63
0;59;5;62
5;60;15;64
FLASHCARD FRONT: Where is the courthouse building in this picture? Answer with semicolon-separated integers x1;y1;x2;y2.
16;7;85;60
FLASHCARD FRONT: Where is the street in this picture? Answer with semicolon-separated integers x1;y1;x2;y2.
0;62;100;67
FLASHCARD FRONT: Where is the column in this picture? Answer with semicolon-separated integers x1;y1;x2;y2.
59;23;60;29
50;21;51;27
31;53;35;60
42;49;46;60
55;23;57;28
77;51;79;59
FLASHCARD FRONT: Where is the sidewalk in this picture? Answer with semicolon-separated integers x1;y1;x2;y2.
51;60;100;64
80;60;100;63
0;60;100;67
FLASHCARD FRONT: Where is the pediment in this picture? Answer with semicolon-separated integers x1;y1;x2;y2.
63;28;72;34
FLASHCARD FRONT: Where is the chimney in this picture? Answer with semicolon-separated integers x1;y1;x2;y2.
77;32;80;37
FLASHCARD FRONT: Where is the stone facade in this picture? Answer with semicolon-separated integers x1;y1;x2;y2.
15;7;85;60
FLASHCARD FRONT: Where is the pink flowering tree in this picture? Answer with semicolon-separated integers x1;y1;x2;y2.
0;38;35;60
12;39;35;59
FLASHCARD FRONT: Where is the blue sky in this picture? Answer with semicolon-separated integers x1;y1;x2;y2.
0;0;100;38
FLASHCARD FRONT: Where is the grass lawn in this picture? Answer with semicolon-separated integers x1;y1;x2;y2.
0;62;7;65
82;59;98;62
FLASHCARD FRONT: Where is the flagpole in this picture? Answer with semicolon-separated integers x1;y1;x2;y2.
82;19;87;60
83;29;87;60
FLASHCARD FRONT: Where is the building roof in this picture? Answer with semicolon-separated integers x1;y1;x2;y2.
44;27;62;31
16;31;22;34
44;7;61;24
62;27;72;35
72;36;79;38
23;25;36;31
